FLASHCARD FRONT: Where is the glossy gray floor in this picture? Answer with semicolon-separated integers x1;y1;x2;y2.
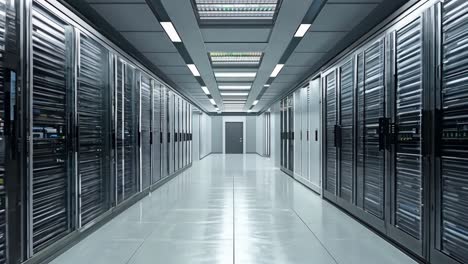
51;154;417;264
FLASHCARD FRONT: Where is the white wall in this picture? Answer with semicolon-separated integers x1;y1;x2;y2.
211;116;223;153
255;115;264;155
271;101;281;167
199;112;212;159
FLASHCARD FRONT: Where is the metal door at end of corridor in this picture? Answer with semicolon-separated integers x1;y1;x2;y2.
225;122;243;154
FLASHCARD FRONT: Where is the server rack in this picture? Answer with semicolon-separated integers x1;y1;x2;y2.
293;90;301;179
19;1;197;262
0;0;18;261
338;59;354;203
309;77;322;193
324;69;338;196
168;91;174;175
29;5;74;253
287;95;294;173
317;0;438;261
76;32;112;227
432;0;468;263
152;81;162;184
300;87;308;183
161;86;168;178
140;73;152;190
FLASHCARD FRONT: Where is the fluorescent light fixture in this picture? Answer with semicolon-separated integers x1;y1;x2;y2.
264;84;270;87
253;100;259;105
221;92;249;96
215;72;256;78
247;110;252;113
194;0;280;21
187;64;200;76
270;64;284;77
215;107;220;111
209;98;216;105
209;52;262;66
160;22;182;42
201;86;210;95
218;85;251;90
294;24;311;38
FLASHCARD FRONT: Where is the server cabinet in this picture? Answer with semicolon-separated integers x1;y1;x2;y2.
386;11;428;257
287;95;294;172
189;104;193;164
356;39;386;218
280;99;284;168
339;59;354;203
293;90;301;179
301;87;309;183
161;86;168;178
0;0;18;261
30;5;74;253
175;96;180;171
77;33;112;227
185;101;188;167
140;73;151;190
115;59;138;202
324;70;338;195
152;81;162;184
168;91;174;174
433;1;468;263
309;77;321;192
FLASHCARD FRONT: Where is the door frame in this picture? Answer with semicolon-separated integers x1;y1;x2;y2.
222;116;246;154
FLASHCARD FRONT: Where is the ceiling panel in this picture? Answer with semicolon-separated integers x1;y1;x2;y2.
280;66;310;75
90;4;162;31
158;66;192;75
120;32;176;52
87;0;145;3
286;52;324;66
273;74;301;83
205;43;268;52
143;52;186;66
310;3;379;32
295;31;348;53
327;0;382;2
202;28;271;43
168;74;198;83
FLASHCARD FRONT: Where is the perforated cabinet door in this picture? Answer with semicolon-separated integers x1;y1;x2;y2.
30;5;74;253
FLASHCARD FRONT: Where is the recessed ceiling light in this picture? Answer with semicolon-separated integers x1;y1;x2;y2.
209;98;216;105
221;92;249;96
215;72;257;78
160;22;182;42
253;100;259;105
264;84;270;87
201;86;210;95
194;0;280;21
270;64;284;77
187;64;200;76
218;85;251;90
294;24;311;38
247;110;252;113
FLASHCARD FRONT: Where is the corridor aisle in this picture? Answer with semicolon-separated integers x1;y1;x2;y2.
51;154;417;264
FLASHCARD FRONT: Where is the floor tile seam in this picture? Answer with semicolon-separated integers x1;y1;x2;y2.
290;207;340;264
124;218;160;264
232;165;236;264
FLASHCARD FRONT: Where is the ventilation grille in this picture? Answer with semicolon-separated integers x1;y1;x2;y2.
440;0;468;262
326;71;337;195
78;34;110;226
362;39;385;218
340;60;354;202
395;18;423;239
31;7;71;252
